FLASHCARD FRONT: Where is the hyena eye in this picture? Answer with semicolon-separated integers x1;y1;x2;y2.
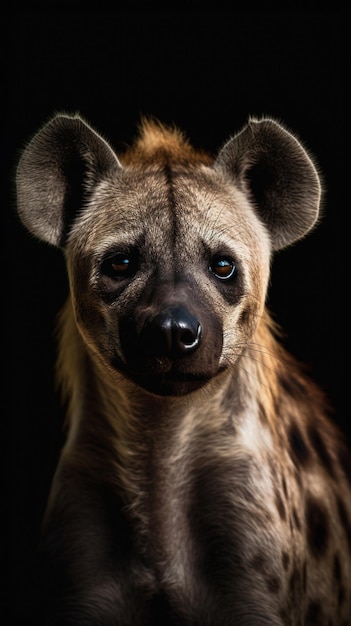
209;256;236;280
101;253;138;280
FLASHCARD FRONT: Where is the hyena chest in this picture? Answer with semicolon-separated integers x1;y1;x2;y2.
128;423;351;626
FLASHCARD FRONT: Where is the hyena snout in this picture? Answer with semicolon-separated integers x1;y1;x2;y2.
139;306;202;359
118;298;223;396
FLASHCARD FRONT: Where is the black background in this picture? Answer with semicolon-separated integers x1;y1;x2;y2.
5;8;347;620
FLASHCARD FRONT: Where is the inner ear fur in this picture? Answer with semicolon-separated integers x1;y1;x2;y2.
215;117;321;250
16;113;121;247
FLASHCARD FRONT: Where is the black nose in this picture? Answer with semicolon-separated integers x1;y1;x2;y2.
140;306;202;359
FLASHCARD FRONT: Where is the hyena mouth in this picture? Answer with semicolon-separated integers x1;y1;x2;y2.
112;355;222;397
130;370;213;397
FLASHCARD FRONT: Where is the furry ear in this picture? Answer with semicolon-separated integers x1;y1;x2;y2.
16;113;121;247
215;118;321;250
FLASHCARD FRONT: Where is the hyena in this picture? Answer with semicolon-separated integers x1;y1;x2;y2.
16;113;351;625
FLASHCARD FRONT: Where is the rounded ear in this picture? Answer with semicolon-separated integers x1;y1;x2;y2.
215;118;322;250
16;113;121;247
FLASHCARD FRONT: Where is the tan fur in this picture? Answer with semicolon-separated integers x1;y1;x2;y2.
16;113;351;624
120;117;213;166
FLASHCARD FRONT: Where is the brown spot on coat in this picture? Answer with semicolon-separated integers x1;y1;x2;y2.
266;574;281;594
302;560;307;592
282;551;290;571
288;421;311;467
309;424;336;478
305;496;330;558
250;551;267;572
333;553;342;583
305;600;324;625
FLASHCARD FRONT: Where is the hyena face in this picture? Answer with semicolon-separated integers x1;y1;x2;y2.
67;164;271;396
17;114;319;399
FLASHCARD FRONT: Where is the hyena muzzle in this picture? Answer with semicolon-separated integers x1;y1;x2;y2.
16;114;351;625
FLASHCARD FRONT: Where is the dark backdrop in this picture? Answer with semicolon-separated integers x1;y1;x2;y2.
5;8;346;620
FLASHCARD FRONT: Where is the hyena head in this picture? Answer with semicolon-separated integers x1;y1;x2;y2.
16;114;320;397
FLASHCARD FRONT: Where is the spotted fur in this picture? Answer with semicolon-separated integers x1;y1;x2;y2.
16;114;351;625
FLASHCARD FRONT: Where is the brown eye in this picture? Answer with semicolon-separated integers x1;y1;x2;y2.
210;256;236;280
101;253;138;279
111;256;130;274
